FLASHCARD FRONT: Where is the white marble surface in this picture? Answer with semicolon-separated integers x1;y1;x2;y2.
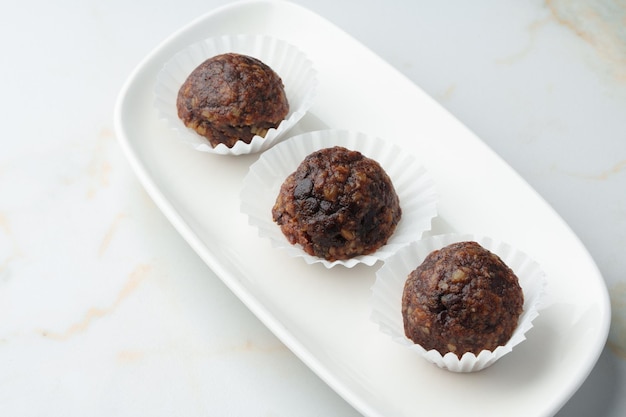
1;0;624;416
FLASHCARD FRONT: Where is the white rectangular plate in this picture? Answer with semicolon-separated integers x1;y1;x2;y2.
114;1;611;416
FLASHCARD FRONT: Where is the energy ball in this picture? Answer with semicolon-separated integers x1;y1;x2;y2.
272;146;402;262
177;53;289;148
402;241;524;357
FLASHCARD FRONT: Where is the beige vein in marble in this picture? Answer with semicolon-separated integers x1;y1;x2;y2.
98;212;127;257
437;83;457;102
558;159;626;180
548;0;626;81
40;264;151;340
86;128;115;199
586;159;626;180
496;16;552;65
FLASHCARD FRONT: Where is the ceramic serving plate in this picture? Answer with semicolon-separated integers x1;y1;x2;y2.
114;1;611;416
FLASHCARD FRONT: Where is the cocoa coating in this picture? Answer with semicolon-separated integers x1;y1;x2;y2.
176;53;289;148
402;241;524;357
272;146;402;261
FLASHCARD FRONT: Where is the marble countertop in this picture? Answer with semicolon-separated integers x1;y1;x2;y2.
1;0;624;416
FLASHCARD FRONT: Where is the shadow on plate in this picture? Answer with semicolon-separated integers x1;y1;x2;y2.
554;346;623;417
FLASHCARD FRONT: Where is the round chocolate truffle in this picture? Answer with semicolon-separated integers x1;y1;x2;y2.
402;241;524;357
176;53;289;148
272;146;402;262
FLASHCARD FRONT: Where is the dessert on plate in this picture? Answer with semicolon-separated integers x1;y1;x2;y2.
176;52;289;148
272;146;402;262
402;241;524;357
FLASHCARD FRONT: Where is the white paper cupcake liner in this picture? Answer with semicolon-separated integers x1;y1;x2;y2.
370;233;547;372
240;129;439;268
154;34;318;155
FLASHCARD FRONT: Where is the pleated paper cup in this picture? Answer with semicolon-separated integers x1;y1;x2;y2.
370;233;546;372
240;129;438;268
154;34;317;155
